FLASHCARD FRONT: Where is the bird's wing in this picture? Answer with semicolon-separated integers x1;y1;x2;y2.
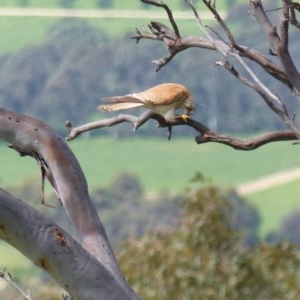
138;84;189;106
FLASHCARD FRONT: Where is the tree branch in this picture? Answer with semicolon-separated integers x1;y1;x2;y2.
141;0;180;37
130;0;300;140
66;112;297;150
66;111;170;141
250;0;300;94
0;188;133;299
0;108;138;299
289;4;300;29
131;1;293;89
194;129;296;150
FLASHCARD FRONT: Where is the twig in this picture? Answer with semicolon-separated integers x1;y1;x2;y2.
66;111;170;141
0;269;33;300
65;112;297;150
188;1;298;138
203;0;236;45
250;0;300;94
141;0;180;37
217;59;300;139
131;0;292;91
289;5;300;28
195;129;296;150
233;53;283;106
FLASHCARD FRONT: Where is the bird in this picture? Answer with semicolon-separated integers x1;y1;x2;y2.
97;83;195;121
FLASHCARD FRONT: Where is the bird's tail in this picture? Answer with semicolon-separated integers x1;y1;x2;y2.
97;102;144;111
98;94;144;111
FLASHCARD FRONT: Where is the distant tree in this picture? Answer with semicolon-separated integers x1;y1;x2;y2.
0;19;109;133
266;210;300;246
225;0;236;7
97;0;114;9
18;0;30;7
91;172;181;240
59;0;75;8
119;179;300;299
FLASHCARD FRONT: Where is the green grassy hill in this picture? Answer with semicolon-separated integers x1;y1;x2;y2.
1;136;300;192
0;0;249;55
0;0;282;55
1;135;300;237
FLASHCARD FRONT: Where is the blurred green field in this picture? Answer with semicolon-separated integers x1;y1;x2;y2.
0;0;238;55
246;179;300;237
0;0;283;55
1;136;300;239
0;16;208;54
1;136;300;192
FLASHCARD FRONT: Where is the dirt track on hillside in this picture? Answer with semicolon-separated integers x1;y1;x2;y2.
236;167;300;196
0;8;226;19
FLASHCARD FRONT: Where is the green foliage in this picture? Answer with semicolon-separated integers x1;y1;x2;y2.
91;172;181;240
118;180;300;299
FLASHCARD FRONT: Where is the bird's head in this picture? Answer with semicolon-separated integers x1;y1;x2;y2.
184;96;195;116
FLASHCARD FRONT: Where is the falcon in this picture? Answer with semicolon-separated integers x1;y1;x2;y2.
97;83;195;121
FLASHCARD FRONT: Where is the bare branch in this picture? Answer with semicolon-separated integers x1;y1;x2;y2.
130;1;300;140
216;58;300;138
250;0;300;94
201;0;236;46
281;0;290;49
233;53;282;105
185;1;298;138
131;2;292;89
0;189;133;299
0;269;33;300
66;112;297;150
289;5;300;28
141;0;180;37
0;108;138;299
195;129;296;150
66;111;172;141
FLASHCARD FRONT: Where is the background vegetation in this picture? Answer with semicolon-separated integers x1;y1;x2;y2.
119;178;300;300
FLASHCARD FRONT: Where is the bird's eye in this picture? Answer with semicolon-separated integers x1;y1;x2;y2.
189;105;195;114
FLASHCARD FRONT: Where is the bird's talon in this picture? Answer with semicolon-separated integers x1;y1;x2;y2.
177;114;190;122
